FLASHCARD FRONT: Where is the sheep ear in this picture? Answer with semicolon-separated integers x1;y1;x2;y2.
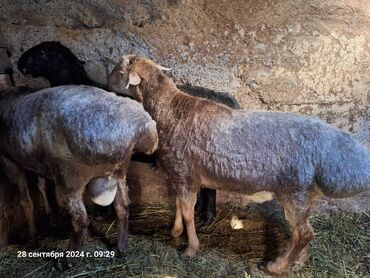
125;71;141;89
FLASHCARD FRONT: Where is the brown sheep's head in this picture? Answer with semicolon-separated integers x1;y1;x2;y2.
108;55;171;102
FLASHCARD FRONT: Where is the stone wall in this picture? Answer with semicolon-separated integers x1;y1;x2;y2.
0;0;369;209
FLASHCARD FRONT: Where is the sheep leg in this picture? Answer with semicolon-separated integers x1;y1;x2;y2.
203;188;216;226
180;191;199;257
58;193;89;270
195;188;216;227
295;245;310;266
0;204;9;248
195;189;204;215
37;177;52;216
18;175;36;240
113;179;130;254
170;196;184;238
0;232;8;248
0;156;36;240
265;200;314;275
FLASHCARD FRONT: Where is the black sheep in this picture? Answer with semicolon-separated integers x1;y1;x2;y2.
18;41;92;86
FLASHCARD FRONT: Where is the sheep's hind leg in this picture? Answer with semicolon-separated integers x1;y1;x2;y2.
0;156;36;240
180;191;199;257
295;244;310;266
37;177;52;216
58;190;89;270
265;198;314;275
171;196;184;238
113;178;130;254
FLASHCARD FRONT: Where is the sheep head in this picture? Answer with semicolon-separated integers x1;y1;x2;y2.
107;55;171;102
17;41;88;86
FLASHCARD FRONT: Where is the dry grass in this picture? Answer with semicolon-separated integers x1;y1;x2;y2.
297;211;370;278
0;203;369;278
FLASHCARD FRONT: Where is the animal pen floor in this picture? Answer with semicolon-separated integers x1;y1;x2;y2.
0;202;369;278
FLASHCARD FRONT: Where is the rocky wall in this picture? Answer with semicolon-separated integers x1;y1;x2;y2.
0;0;369;209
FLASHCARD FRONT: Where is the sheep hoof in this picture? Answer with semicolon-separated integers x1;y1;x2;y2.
112;243;128;257
172;236;182;247
56;257;78;271
170;227;183;238
202;212;216;227
294;249;309;267
263;260;289;276
184;247;197;257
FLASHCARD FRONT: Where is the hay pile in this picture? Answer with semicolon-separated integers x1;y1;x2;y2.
0;202;369;278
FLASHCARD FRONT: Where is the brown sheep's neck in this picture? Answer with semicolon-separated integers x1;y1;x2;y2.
140;75;179;123
138;73;233;150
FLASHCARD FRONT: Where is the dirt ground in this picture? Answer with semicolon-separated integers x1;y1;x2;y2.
0;201;369;278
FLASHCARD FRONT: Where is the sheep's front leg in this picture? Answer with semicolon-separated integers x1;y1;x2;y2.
196;188;217;227
113;179;130;254
180;191;199;257
202;188;216;226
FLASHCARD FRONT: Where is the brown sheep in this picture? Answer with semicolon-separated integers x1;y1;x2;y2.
107;55;370;275
18;41;241;227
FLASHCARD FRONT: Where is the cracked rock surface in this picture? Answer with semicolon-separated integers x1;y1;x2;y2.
0;0;369;209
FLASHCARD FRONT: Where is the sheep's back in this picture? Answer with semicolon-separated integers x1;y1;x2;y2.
0;86;153;166
192;110;332;190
